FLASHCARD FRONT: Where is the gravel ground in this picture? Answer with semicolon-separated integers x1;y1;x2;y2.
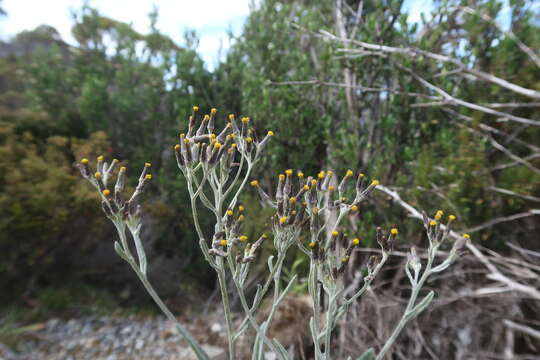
0;315;226;360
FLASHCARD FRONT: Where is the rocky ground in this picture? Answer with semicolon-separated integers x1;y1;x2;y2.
0;315;227;360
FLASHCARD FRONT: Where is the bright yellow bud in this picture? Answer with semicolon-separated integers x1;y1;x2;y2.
250;180;259;187
245;137;253;143
390;228;399;235
102;189;110;196
145;162;151;168
371;180;380;186
289;197;297;204
448;215;456;221
211;108;217;114
228;114;235;121
297;171;304;178
267;130;274;136
120;166;127;172
97;155;104;162
226;209;233;216
80;158;89;164
332;231;339;237
311;179;317;186
328;185;335;191
214;142;222;149
352;238;360;246
351;205;358;211
95;172;102;179
145;174;152;180
241;117;250;124
341;256;350;263
231;143;237;148
463;233;471;239
279;174;285;181
193;106;199;111
318;171;326;179
345;170;353;177
174;144;180;150
238;205;245;212
285;169;293;176
303;185;310;191
279;216;288;225
219;239;228;246
238;215;245;222
429;220;437;226
239;235;248;242
308;241;316;248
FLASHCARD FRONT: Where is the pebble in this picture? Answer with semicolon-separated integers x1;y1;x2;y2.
0;315;226;360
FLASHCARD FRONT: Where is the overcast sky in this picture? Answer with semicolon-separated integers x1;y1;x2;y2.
0;0;447;69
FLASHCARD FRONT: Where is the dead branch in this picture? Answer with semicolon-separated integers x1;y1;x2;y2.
320;30;540;100
375;185;540;300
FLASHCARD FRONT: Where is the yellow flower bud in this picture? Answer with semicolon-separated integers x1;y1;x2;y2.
238;205;245;212
448;215;456;221
228;114;235;121
219;239;228;246
429;220;437;226
311;179;317;186
226;209;233;216
352;238;360;246
231;143;237;148
332;231;339;237
239;235;248;242
238;215;245;222
120;166;127;172
341;256;350;263
279;216;288;224
250;180;259;187
303;185;310;191
204;114;210;121
245;137;253;143
102;189;110;196
267;130;274;136
328;185;335;191
97;155;104;162
95;172;102;179
145;174;152;180
297;171;304;178
289;197;297;204
371;180;380;186
261;233;268;239
279;174;285;181
345;169;353;177
174;144;180;150
285;169;293;176
211;108;217;114
145;162;151;168
241;117;250;124
193;106;199;111
214;142;222;149
390;228;398;235
318;171;325;179
308;241;316;248
80;158;89;164
463;233;471;239
350;205;358;212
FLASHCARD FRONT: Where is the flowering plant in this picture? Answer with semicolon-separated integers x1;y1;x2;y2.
79;107;468;360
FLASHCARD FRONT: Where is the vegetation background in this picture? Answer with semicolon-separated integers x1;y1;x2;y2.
0;0;538;358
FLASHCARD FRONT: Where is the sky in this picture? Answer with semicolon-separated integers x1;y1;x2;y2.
0;0;519;70
0;0;252;69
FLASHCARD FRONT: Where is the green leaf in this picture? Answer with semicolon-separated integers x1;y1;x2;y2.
407;290;435;319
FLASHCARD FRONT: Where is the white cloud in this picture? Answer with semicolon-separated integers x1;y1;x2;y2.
0;0;250;69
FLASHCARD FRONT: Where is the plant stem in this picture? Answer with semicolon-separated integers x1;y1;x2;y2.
128;260;209;360
217;257;236;359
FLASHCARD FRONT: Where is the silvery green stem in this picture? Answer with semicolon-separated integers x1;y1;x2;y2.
216;257;236;359
375;245;438;360
126;259;210;360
